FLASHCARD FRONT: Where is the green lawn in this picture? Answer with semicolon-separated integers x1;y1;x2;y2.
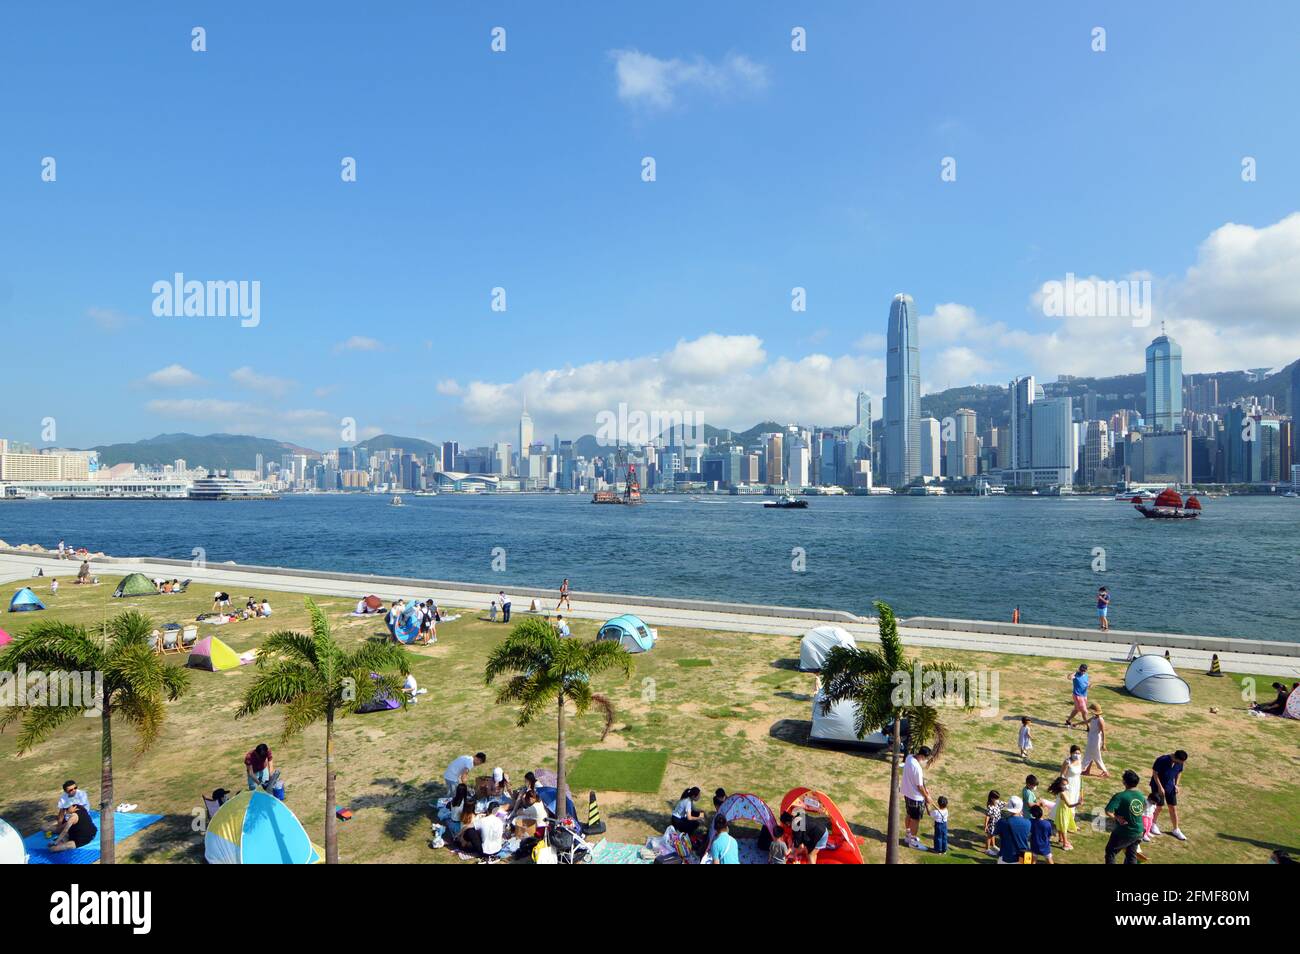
1;573;1297;864
567;749;668;794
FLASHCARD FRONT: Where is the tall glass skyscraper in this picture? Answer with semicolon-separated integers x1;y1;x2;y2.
1145;327;1183;432
884;294;920;485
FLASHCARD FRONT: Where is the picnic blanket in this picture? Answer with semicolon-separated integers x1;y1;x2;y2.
24;810;163;864
588;839;654;864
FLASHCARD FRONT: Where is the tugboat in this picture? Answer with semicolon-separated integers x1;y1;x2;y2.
592;465;643;505
1133;487;1201;519
764;493;808;509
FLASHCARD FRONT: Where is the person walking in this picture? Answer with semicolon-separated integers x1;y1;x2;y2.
1082;703;1110;777
1096;586;1111;631
1057;744;1084;846
1064;663;1090;727
1149;750;1189;841
1103;770;1146;864
557;578;572;612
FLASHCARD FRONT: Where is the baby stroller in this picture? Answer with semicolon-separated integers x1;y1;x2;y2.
546;820;592;864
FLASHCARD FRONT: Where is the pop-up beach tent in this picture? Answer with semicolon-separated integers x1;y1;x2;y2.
356;673;401;713
113;573;157;598
0;628;11;647
809;691;891;749
7;588;44;613
779;787;864;864
204;790;322;864
387;602;422;644
538;786;580;827
1124;655;1191;704
1286;686;1300;720
702;793;778;864
187;635;241;671
799;625;856;672
0;817;26;864
597;614;656;652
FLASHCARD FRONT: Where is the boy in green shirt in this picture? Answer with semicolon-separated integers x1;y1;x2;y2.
1104;769;1147;864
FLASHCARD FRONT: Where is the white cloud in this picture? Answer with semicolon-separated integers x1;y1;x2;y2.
144;364;202;387
436;379;463;396
86;307;133;332
230;366;293;398
333;335;386;353
447;333;881;440
610;49;768;109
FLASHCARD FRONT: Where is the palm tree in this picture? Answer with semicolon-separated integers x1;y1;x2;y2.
0;610;190;863
484;617;633;822
236;597;411;864
819;600;978;863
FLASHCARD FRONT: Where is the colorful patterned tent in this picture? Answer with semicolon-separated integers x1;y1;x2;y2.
0;628;11;647
702;792;778;863
187;635;241;671
1285;686;1300;720
7;587;45;613
204;790;322;864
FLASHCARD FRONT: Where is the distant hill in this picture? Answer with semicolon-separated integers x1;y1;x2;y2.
92;433;320;470
353;433;441;456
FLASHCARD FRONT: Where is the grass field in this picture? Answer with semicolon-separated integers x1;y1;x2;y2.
1;573;1296;863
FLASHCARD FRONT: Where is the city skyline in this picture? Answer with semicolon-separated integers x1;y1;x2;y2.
4;4;1300;449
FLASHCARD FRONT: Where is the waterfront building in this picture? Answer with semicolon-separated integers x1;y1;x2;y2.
1145;327;1184;432
884;294;921;485
847;391;873;462
1028;397;1075;487
518;404;534;474
1084;420;1111;486
764;432;784;485
919;417;941;479
1009;376;1037;470
946;408;979;479
1141;430;1193;484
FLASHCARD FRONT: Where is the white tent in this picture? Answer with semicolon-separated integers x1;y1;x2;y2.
1124;655;1191;704
799;625;856;672
0;817;27;865
810;691;890;748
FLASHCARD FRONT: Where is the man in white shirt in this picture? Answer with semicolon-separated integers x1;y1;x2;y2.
900;745;933;851
51;780;90;833
555;615;571;637
498;591;512;623
466;803;505;856
443;752;486;797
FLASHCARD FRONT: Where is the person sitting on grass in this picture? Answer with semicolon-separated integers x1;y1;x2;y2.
672;787;706;836
49;780;90;838
48;801;97;854
459;802;505;857
708;815;740;864
1252;682;1293;716
259;598;272;617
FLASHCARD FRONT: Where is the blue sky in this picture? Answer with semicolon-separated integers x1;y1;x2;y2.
2;1;1298;449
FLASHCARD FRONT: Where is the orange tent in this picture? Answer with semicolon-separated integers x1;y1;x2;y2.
779;787;864;864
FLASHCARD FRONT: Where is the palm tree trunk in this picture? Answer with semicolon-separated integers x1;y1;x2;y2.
555;695;567;823
100;700;115;864
885;715;901;864
324;707;337;864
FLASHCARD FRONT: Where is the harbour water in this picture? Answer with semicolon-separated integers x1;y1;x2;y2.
2;493;1297;642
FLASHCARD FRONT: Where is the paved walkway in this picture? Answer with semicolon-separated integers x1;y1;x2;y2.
2;552;1296;678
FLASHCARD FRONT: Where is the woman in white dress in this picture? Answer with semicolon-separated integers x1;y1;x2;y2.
1081;702;1110;777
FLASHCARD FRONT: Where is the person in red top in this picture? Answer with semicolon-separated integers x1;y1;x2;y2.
244;743;280;794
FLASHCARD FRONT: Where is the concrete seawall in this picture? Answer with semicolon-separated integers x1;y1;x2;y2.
2;548;1297;677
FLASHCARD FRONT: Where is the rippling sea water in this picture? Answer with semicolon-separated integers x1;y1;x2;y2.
2;493;1297;641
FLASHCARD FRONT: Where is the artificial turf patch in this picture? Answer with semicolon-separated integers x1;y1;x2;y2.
567;749;669;794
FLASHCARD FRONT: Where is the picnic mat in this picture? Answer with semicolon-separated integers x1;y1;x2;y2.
588;839;654;865
24;810;163;865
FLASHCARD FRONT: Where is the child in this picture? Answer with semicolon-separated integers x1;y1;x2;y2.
50;578;59;596
930;795;949;854
1047;777;1077;851
1022;774;1039;808
1029;804;1054;864
1017;716;1032;760
1136;795;1159;861
489;600;498;623
768;823;791;864
984;790;1004;857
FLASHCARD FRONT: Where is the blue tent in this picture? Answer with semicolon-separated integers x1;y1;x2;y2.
7;587;45;613
538;786;581;828
597;614;656;653
385;602;421;644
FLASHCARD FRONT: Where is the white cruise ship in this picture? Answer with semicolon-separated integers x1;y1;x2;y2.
188;477;277;500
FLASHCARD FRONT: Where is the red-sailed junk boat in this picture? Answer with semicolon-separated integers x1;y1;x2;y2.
1133;487;1202;519
592;465;643;505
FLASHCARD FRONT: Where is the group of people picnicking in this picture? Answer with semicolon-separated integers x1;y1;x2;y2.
669;786;832;864
898;662;1191;864
209;591;272;620
433;752;570;860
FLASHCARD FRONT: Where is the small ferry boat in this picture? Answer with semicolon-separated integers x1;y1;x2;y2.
592;466;643;505
188;477;277;500
1133;487;1202;519
390;495;404;507
764;494;808;509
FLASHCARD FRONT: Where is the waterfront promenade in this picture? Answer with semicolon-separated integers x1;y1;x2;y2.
3;548;1295;677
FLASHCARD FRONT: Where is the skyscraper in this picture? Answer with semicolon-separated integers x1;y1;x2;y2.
1290;360;1300;422
946;408;978;478
919;417;941;479
1009;376;1036;470
518;402;534;475
884;293;920;486
847;391;873;460
1145;326;1183;432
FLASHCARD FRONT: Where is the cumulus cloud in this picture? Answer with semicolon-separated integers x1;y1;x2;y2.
436;379;463;396
610;49;768;109
143;364;202;387
446;333;881;442
230;366;293;398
